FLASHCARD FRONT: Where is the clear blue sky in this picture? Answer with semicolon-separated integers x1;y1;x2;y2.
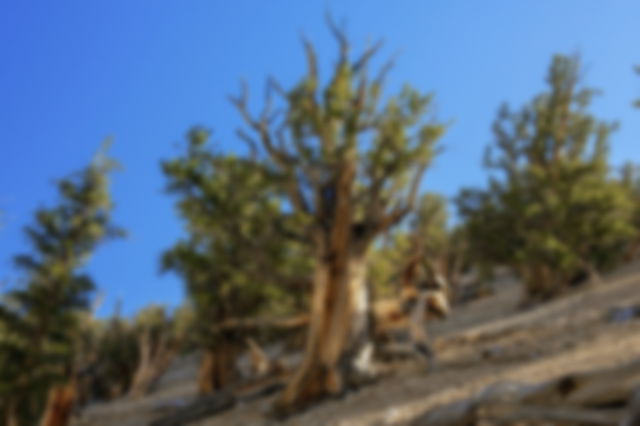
1;1;639;317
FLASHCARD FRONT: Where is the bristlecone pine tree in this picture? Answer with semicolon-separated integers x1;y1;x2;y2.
0;144;122;426
406;194;451;287
457;55;634;301
624;71;640;260
86;308;138;401
162;129;310;395
229;21;445;414
127;305;192;398
621;163;640;260
372;194;451;306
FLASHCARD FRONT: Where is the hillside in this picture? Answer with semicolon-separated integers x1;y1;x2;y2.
73;262;640;425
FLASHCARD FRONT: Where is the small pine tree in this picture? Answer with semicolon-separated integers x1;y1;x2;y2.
457;55;634;300
126;305;192;398
621;163;640;260
0;144;122;426
161;129;310;394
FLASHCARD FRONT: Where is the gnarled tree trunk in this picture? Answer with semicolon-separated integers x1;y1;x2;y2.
39;382;76;426
197;343;236;395
5;397;19;426
625;238;640;263
128;330;180;398
274;247;373;415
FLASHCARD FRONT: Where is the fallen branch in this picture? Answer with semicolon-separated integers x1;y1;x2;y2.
412;359;640;425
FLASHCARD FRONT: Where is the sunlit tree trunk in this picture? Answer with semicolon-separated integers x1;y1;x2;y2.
5;397;19;426
274;239;372;413
197;343;236;394
39;382;76;426
229;21;443;415
128;330;179;398
629;239;640;262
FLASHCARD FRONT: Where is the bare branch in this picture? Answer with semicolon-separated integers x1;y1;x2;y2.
268;76;287;98
377;204;410;233
405;159;431;211
235;129;259;160
374;52;399;88
228;80;256;127
261;80;275;122
230;81;313;215
374;154;432;233
301;37;319;83
272;216;311;243
229;82;290;165
325;12;349;64
352;39;384;73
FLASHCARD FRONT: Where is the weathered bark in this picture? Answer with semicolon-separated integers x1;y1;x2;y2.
245;337;285;378
5;398;19;426
521;263;564;301
128;330;179;398
246;337;270;377
197;344;236;395
578;257;602;286
273;251;372;415
38;382;76;426
625;238;640;263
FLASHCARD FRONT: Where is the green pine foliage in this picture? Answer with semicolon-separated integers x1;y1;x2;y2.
0;144;122;424
369;193;450;297
621;163;640;258
457;55;635;300
161;129;310;349
89;313;138;400
411;193;450;258
369;231;411;298
230;39;446;235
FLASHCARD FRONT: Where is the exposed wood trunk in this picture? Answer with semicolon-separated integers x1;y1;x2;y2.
128;330;180;398
445;250;465;305
246;337;269;376
247;337;281;378
522;263;562;301
625;238;640;263
584;262;602;286
39;382;76;426
273;251;372;415
577;255;602;287
5;398;19;426
197;343;236;395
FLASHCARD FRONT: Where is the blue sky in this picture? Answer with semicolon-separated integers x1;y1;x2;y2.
1;1;639;317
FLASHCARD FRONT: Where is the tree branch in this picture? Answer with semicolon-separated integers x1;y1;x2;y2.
326;12;349;64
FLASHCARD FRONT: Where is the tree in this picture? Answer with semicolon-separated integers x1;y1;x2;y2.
230;21;445;414
0;144;122;426
624;70;640;260
634;65;640;109
127;305;192;398
457;55;634;301
621;163;640;260
161;129;309;395
369;231;411;299
85;307;138;401
372;194;450;305
406;193;450;286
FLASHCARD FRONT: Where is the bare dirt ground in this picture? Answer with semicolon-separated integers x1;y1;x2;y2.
73;261;640;426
